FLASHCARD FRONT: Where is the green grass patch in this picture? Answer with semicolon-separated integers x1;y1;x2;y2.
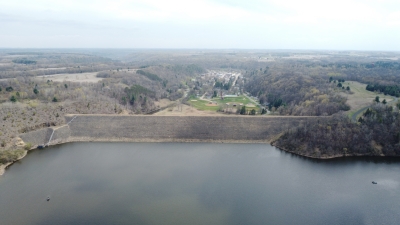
344;81;395;116
188;97;220;111
212;96;254;105
0;150;26;165
188;95;260;111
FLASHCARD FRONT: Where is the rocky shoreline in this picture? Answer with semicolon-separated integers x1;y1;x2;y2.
0;114;364;176
0;150;27;176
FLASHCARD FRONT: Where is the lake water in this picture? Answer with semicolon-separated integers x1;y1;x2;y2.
0;142;399;225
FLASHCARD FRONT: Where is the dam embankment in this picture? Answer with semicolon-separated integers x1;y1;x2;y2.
19;115;323;146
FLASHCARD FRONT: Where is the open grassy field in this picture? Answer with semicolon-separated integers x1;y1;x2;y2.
188;95;260;112
341;81;395;120
343;81;394;111
188;98;220;111
36;72;103;83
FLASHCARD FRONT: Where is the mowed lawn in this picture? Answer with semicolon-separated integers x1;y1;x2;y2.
188;98;220;111
188;95;260;111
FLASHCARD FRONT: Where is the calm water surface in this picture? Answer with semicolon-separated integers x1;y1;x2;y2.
0;142;399;225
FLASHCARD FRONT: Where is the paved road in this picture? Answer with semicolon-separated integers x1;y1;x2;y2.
351;97;398;122
351;106;369;122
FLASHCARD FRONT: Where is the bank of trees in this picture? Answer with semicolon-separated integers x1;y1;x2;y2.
98;64;196;102
0;52;123;79
0;75;158;149
366;84;400;97
244;69;350;116
274;104;400;158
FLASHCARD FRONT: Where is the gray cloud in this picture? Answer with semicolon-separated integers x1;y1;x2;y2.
1;0;400;50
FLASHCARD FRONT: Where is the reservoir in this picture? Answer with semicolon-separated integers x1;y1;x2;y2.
0;142;399;225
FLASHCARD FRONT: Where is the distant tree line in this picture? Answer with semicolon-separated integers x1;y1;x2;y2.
214;80;232;90
12;59;37;64
136;70;162;81
244;69;350;116
366;84;400;97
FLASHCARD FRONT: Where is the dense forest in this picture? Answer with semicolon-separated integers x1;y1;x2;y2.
366;84;400;97
244;66;350;116
273;104;400;158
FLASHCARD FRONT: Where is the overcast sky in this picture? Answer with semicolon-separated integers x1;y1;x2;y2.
1;0;400;50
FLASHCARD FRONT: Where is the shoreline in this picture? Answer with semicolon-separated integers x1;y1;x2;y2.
270;142;390;159
0;138;271;176
4;113;395;176
0;150;27;176
2;137;397;176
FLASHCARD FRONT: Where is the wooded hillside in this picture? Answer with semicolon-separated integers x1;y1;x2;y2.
244;66;350;116
273;104;400;158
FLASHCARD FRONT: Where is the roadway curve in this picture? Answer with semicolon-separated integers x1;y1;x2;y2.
351;97;398;122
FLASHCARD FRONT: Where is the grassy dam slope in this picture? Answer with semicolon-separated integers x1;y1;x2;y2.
20;115;322;146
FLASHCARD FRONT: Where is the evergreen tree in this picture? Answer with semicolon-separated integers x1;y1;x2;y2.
240;106;246;115
261;108;267;115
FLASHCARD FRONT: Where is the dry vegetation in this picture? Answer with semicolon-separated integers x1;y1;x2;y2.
274;104;400;158
36;72;103;83
0;51;207;154
245;67;351;116
1;49;400;160
341;81;394;112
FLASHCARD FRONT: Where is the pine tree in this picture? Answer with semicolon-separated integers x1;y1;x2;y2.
240;106;246;115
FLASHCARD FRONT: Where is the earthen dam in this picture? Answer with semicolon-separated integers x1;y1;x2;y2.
19;115;322;147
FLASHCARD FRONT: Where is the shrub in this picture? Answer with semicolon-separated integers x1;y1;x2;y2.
0;150;26;164
96;72;111;78
24;143;33;150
